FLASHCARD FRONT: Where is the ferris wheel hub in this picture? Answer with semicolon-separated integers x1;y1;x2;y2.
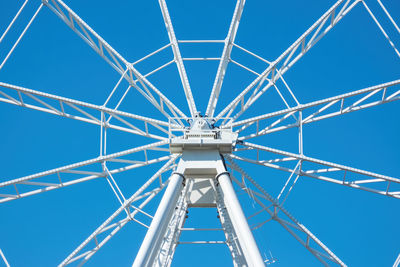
168;117;237;154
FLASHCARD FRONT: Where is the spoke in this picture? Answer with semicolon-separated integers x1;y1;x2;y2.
225;156;346;266
232;79;400;139
44;0;186;119
235;142;400;199
158;0;197;117
377;0;400;35
0;3;44;70
216;0;360;123
0;82;174;139
0;0;29;44
59;157;177;266
205;0;246;117
0;141;170;203
361;1;400;58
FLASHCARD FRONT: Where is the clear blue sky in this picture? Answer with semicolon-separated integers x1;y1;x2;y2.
0;0;399;266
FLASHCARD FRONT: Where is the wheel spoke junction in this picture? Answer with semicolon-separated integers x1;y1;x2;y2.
0;141;170;203
233;142;400;199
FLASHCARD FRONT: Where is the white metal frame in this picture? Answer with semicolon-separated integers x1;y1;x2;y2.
0;0;399;266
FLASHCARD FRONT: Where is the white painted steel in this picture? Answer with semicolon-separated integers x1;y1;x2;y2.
206;0;245;117
132;172;184;267
0;249;10;267
225;156;346;266
217;172;264;266
59;158;177;266
216;0;360;123
158;0;197;117
44;0;187;119
0;0;29;44
0;0;398;266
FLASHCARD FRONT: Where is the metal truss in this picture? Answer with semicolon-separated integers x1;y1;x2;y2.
205;0;245;117
59;157;178;267
0;82;174;140
234;142;400;199
0;141;170;203
216;0;361;123
0;0;399;266
230;79;400;139
225;156;346;267
43;0;186;120
158;0;197;117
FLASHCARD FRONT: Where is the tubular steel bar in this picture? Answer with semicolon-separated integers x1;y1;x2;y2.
217;171;265;266
132;172;184;267
0;82;173;140
158;0;197;117
44;0;186;119
231;79;400;139
0;141;171;203
59;157;178;266
235;142;400;199
225;156;346;267
0;3;43;70
206;0;246;117
216;0;360;123
0;0;29;44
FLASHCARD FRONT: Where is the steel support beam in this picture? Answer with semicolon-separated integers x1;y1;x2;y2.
217;171;264;266
132;172;184;267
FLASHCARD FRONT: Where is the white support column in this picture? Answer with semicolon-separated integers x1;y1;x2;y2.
132;172;185;267
217;172;264;267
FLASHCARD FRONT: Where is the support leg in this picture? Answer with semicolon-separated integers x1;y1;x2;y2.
132;172;184;267
217;172;264;266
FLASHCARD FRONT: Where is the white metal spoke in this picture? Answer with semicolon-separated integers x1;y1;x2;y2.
0;0;29;44
216;0;360;123
235;142;400;199
0;141;171;203
231;79;400;140
225;156;346;267
377;0;400;35
0;82;174;140
361;1;400;58
44;0;186;119
205;0;246;117
0;3;43;70
158;0;197;116
59;157;177;266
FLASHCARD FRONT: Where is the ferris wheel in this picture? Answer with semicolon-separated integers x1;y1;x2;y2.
0;0;399;266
